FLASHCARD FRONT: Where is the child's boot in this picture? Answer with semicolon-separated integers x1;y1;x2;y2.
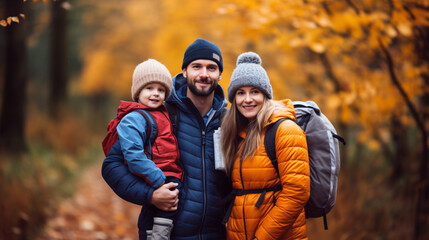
152;217;173;240
146;230;153;240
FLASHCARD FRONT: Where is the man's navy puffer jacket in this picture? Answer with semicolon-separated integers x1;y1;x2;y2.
102;73;230;240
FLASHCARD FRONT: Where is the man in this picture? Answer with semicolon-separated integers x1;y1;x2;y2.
102;38;230;240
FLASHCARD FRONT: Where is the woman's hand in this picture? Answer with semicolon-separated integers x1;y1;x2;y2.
150;182;179;211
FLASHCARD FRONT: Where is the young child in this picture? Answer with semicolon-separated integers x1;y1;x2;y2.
115;59;183;240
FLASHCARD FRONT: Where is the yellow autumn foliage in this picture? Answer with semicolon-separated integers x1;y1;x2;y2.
77;0;429;152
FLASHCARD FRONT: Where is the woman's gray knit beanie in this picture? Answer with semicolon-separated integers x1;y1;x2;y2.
227;52;273;103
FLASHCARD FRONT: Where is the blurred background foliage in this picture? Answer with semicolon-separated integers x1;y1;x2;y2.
0;0;428;239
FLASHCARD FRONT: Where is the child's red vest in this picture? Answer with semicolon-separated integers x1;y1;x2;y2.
147;104;183;180
103;101;183;181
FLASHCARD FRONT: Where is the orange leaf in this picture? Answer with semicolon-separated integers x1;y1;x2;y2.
11;17;19;23
310;42;325;53
6;17;11;25
397;22;412;37
0;20;7;27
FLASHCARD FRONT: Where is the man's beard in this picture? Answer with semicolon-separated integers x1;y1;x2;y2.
188;78;218;96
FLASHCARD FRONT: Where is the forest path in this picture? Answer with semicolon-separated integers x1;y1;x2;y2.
37;163;141;240
35;163;333;240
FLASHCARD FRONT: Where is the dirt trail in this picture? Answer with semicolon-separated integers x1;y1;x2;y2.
35;163;333;240
37;164;141;240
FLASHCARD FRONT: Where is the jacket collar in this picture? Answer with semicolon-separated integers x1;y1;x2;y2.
116;100;165;118
266;99;296;126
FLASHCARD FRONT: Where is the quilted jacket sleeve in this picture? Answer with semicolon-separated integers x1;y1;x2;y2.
255;120;310;240
117;111;166;188
101;141;155;206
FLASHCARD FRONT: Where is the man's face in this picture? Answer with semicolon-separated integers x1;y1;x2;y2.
183;59;221;97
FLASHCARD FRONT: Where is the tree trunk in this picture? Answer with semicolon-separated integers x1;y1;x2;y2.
415;73;429;240
390;114;407;180
414;26;429;240
49;0;68;119
379;39;429;240
0;0;28;154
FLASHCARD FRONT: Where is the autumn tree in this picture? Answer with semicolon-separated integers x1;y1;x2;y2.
0;0;28;154
49;0;69;119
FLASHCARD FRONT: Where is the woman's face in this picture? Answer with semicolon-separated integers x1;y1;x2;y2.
235;86;264;120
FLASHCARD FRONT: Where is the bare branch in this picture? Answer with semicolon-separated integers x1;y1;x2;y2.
318;52;342;92
378;39;426;137
346;0;360;14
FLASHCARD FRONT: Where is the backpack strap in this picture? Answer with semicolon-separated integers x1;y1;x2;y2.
164;102;178;135
135;110;158;160
264;118;291;176
333;133;346;145
221;184;282;225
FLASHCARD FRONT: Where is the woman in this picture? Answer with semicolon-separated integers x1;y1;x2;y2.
221;52;310;240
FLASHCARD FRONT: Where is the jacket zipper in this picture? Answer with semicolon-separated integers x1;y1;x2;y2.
198;109;219;239
198;129;207;240
240;156;249;240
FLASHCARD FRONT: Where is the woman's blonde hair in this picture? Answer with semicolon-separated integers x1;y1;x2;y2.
221;96;275;176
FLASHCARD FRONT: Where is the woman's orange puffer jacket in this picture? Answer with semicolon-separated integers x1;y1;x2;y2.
226;99;310;240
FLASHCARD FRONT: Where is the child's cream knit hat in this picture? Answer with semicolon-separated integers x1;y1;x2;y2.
131;59;172;102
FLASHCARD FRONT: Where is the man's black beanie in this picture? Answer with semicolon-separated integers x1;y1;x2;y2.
181;38;223;72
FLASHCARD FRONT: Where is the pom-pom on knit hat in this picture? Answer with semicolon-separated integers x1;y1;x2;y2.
227;52;273;102
131;59;172;102
182;38;223;72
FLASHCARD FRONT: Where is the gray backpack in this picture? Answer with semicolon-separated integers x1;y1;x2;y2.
264;101;345;229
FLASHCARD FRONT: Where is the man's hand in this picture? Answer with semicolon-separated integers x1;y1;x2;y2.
151;182;179;211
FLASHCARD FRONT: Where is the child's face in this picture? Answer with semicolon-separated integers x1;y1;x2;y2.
138;83;166;108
